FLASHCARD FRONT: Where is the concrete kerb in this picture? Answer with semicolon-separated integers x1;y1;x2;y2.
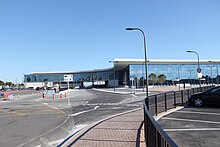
59;107;143;147
154;106;184;121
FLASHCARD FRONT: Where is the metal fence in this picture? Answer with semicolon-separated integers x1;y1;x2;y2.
143;85;214;147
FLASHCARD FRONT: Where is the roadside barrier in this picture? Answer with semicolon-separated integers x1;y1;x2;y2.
143;85;214;147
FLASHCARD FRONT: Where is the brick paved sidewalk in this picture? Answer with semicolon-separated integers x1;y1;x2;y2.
65;109;145;147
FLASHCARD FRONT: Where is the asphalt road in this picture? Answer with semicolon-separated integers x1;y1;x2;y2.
158;106;220;147
0;89;148;147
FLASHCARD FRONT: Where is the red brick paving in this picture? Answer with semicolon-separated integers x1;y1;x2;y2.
70;109;144;147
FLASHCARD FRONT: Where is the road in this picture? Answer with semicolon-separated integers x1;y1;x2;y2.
0;88;149;147
158;106;220;147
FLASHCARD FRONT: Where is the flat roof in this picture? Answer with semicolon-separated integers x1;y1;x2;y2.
32;67;113;75
114;58;220;64
113;58;220;71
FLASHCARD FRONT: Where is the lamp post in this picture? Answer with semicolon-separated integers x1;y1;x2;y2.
209;61;219;85
187;69;193;85
178;64;185;90
109;60;117;92
126;27;149;110
187;50;201;87
207;65;215;85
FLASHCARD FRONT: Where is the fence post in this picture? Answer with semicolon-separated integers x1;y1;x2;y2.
174;91;176;108
155;95;157;116
187;89;190;98
181;90;184;106
165;93;167;112
144;108;147;145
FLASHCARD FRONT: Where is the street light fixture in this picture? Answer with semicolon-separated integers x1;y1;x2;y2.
178;64;185;91
187;50;201;87
209;61;219;85
126;27;149;110
187;50;200;71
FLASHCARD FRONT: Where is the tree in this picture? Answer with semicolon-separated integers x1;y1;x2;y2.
148;73;157;85
157;74;166;84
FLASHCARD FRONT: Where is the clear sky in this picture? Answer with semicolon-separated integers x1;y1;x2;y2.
0;0;220;83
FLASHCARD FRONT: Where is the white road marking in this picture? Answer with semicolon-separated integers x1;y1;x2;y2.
69;106;99;117
39;137;49;146
84;103;120;106
164;128;220;132
176;110;220;116
48;139;64;146
162;117;220;124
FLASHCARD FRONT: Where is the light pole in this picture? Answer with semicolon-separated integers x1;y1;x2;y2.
109;60;117;92
187;50;201;87
126;27;149;110
209;61;219;85
178;64;185;90
187;69;193;85
207;65;214;85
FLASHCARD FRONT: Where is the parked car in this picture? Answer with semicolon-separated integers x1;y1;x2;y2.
188;86;220;107
35;87;43;91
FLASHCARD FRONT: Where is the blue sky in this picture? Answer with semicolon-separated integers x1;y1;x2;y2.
0;0;220;83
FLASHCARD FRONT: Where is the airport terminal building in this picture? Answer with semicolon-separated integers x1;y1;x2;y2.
24;58;220;89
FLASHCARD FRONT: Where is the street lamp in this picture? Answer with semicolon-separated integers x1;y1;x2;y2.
178;64;185;90
109;60;117;92
187;50;201;87
187;69;193;85
207;65;215;85
187;50;200;71
209;61;219;85
126;27;149;110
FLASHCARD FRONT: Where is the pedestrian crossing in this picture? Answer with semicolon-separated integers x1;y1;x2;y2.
83;102;142;107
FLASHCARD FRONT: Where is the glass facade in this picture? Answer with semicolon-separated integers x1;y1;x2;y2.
129;64;219;80
129;63;220;88
24;60;220;88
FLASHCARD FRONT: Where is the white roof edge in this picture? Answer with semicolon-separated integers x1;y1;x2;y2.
114;58;220;62
32;67;113;74
114;58;220;64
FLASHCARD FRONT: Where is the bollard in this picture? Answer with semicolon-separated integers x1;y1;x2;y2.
53;94;55;100
43;93;45;98
65;93;67;98
60;93;62;99
4;93;9;101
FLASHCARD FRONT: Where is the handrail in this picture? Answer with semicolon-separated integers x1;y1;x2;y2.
143;85;214;147
144;101;177;147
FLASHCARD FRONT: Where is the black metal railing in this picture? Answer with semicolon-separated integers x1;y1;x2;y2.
143;85;214;147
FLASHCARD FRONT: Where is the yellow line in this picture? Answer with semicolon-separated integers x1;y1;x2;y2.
42;103;66;114
1;109;26;116
0;115;23;118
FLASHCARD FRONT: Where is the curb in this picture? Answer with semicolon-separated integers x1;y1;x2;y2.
58;107;143;147
154;106;184;121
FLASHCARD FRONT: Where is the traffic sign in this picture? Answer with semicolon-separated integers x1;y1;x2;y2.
198;73;202;79
64;74;73;82
196;67;202;73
